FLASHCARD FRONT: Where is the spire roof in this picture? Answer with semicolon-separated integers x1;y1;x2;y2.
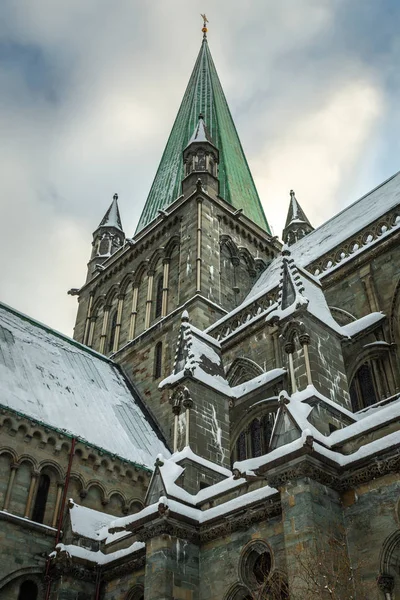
285;190;312;228
98;193;123;232
136;38;270;234
186;114;214;147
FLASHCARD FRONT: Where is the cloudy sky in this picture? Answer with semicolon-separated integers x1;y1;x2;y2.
1;0;399;336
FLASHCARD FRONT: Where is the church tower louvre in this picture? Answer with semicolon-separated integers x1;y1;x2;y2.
71;28;280;444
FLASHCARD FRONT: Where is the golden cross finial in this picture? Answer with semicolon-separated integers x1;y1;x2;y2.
201;13;209;37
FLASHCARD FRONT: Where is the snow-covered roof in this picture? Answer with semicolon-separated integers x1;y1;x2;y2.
186;114;214;147
248;170;400;301
0;302;168;468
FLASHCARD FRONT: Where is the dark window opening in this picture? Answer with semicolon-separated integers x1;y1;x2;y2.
32;473;50;524
107;310;118;353
199;481;210;490
237;431;246;461
155;276;163;319
350;362;380;411
18;580;38;600
154;342;163;379
251;419;262;457
329;423;338;433
253;551;272;584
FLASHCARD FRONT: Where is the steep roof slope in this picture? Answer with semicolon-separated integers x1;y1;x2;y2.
136;37;270;233
247;170;400;301
0;302;168;468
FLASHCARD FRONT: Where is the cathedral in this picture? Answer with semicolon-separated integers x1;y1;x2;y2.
0;22;400;600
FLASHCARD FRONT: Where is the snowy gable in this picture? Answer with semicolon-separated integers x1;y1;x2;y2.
0;302;168;468
246;170;400;302
160;313;230;393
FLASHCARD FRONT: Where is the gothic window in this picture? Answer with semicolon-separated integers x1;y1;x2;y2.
237;431;246;461
99;233;110;255
155;275;163;319
107;310;118;353
154;342;163;379
240;541;273;592
32;474;50;524
18;580;38;600
349;362;380;411
250;419;262;457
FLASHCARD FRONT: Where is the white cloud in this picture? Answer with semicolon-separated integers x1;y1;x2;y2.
252;79;383;236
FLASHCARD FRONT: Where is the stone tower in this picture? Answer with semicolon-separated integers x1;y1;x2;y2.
71;33;281;448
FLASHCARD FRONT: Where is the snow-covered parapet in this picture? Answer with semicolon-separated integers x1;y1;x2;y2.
159;311;230;393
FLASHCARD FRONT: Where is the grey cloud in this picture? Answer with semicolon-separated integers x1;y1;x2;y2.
0;1;399;334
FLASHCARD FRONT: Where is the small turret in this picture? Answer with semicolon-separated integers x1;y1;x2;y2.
282;190;314;245
182;114;219;197
86;193;125;282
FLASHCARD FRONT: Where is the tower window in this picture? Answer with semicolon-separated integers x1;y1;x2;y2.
155;275;164;319
32;474;50;524
154;342;163;379
107;310;118;353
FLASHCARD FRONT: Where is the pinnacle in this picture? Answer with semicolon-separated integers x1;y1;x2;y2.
98;193;124;232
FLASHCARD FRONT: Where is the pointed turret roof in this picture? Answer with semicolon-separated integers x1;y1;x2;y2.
98;193;123;232
285;190;312;228
186;114;214;147
136;37;270;234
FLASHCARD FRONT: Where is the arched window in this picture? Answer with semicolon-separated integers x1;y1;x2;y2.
107;310;118;353
250;419;262;457
154;275;163;319
154;342;163;379
349;362;379;411
32;474;50;524
18;580;38;600
237;431;246;461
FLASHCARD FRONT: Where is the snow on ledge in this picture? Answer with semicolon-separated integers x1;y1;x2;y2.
53;540;144;566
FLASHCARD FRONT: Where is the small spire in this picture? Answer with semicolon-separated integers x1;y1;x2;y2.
98;193;124;231
282;189;314;246
186;114;215;147
200;13;208;38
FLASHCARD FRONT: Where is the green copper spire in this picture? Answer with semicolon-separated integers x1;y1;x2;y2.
136;37;270;234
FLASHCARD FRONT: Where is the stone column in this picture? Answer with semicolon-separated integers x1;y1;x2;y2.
99;305;110;354
113;294;125;352
285;342;297;393
3;464;18;511
129;285;139;340
161;259;170;318
280;477;348;597
145;273;154;330
87;315;96;348
24;471;39;518
144;527;199;600
300;333;312;386
83;293;94;345
360;264;379;312
52;482;64;528
196;199;203;293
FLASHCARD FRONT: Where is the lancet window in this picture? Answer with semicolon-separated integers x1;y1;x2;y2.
32;473;50;524
349;357;390;411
